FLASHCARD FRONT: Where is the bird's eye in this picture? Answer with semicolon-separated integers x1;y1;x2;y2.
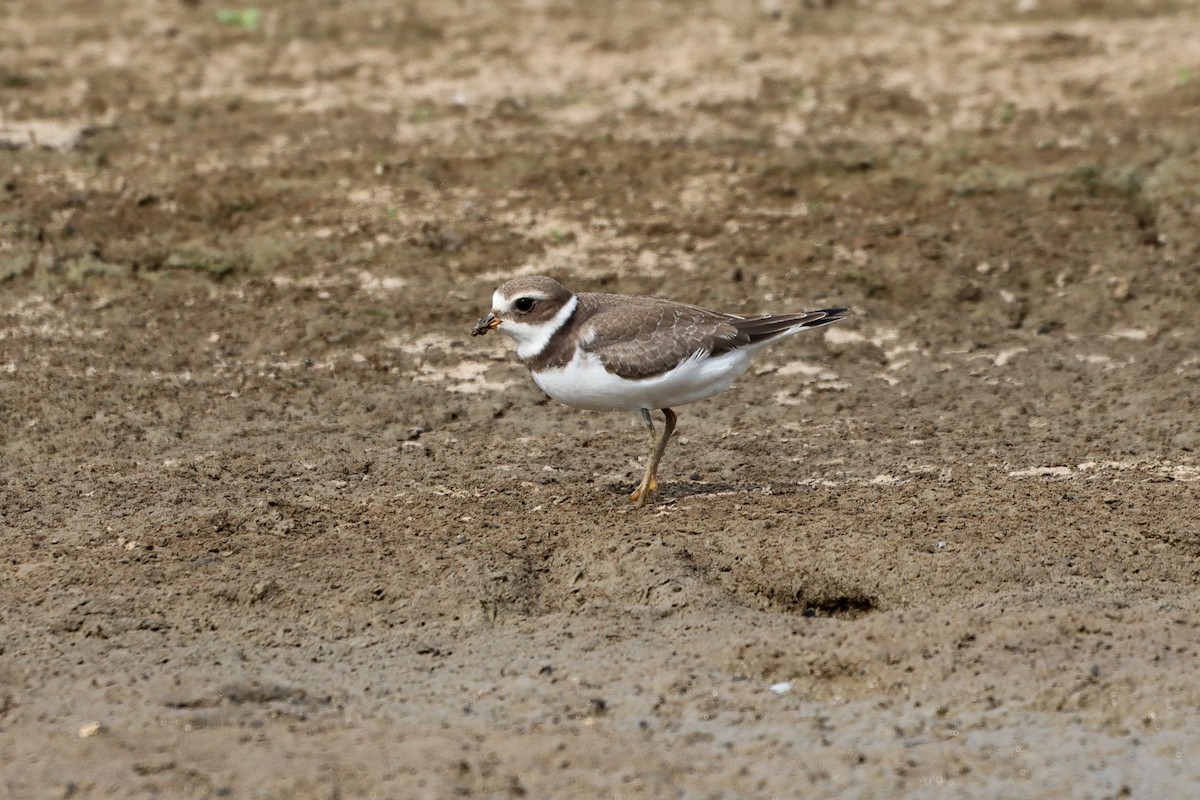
514;297;536;313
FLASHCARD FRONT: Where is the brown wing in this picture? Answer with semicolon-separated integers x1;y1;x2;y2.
577;293;750;380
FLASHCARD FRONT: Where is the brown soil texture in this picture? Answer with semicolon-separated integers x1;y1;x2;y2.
3;1;1200;797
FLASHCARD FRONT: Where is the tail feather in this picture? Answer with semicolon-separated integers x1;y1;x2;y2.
733;308;849;345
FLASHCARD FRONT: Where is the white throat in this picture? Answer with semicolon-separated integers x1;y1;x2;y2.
503;294;579;360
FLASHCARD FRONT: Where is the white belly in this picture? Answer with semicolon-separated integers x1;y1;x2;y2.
531;349;753;411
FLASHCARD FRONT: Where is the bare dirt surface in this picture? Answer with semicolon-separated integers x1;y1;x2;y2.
3;1;1200;797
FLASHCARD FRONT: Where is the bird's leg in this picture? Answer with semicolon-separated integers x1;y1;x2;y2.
630;409;656;504
631;408;678;506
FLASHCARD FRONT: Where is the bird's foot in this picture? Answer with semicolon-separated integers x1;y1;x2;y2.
630;475;658;507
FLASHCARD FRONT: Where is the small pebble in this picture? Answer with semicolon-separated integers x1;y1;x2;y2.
79;721;106;738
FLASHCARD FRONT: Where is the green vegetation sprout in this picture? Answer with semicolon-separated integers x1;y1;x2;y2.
216;8;262;31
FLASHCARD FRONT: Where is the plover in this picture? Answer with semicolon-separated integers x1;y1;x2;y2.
472;276;847;506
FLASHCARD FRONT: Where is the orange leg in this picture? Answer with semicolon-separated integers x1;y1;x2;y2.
630;408;678;507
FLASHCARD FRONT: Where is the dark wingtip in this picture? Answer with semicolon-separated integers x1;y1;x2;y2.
800;308;851;328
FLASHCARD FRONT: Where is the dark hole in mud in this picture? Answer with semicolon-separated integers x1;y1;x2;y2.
799;593;878;619
765;587;878;619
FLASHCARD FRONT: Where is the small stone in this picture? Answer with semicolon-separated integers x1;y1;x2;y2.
78;721;106;738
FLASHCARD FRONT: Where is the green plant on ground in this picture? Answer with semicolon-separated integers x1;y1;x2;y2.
216;8;262;31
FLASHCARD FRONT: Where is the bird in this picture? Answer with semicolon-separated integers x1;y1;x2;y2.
472;276;848;506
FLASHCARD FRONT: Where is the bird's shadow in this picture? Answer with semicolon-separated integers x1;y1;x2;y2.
602;479;773;503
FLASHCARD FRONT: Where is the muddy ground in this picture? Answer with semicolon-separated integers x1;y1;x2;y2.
2;0;1199;797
